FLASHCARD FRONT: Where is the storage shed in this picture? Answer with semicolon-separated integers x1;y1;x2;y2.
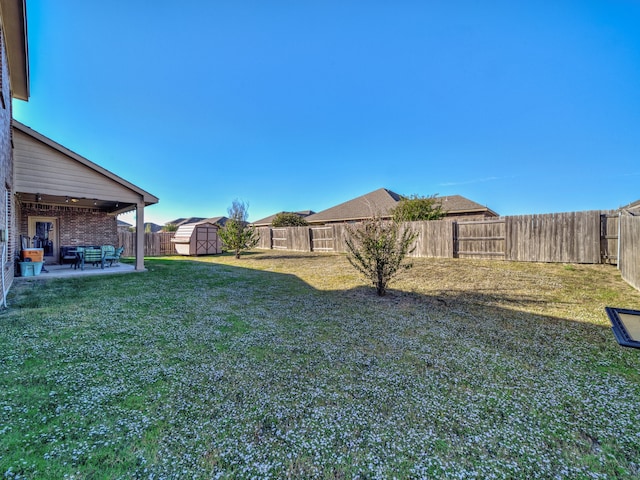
171;221;222;255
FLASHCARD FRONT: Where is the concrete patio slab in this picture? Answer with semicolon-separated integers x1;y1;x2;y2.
13;262;139;281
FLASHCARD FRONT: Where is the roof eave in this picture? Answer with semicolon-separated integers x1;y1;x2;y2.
307;215;393;224
445;207;499;217
620;199;640;212
0;0;29;101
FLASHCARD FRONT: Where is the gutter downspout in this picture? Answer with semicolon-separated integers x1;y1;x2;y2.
1;243;7;308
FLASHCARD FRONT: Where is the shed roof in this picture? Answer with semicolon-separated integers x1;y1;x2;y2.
172;221;219;242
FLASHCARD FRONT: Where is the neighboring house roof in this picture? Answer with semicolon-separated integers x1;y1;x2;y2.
166;217;206;227
620;199;640;215
116;222;161;232
305;188;497;224
251;210;316;227
437;195;498;217
166;216;228;227
0;0;29;100
144;223;163;233
203;216;228;226
305;188;403;224
12;120;159;213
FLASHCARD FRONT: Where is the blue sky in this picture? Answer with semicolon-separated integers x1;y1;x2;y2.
13;1;640;225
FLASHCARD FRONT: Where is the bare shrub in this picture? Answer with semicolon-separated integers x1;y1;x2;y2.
345;215;417;296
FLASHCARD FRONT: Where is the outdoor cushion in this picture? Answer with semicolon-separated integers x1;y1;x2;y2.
82;248;103;268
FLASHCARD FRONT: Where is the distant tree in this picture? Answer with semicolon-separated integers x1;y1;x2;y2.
271;212;309;227
219;199;259;259
163;223;178;232
345;215;417;297
145;223;152;234
392;194;445;222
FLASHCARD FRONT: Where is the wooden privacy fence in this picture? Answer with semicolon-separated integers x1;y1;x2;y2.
505;212;602;264
455;218;505;260
118;231;174;257
405;219;455;258
310;226;335;252
255;227;272;250
255;210;621;265
619;214;640;291
600;213;619;265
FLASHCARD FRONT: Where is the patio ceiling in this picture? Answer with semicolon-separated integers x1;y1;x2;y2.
15;191;137;215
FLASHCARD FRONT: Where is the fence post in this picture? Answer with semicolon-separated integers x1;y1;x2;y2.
617;212;622;270
452;220;458;258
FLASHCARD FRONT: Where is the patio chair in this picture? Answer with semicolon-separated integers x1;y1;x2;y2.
102;245;124;268
82;247;103;269
60;246;79;268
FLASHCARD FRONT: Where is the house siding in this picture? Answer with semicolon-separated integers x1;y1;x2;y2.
0;26;15;291
13;129;142;203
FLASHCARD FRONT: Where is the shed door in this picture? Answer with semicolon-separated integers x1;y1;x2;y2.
196;226;218;255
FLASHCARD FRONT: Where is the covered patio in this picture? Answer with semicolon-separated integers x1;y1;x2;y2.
14;262;136;281
12;120;158;272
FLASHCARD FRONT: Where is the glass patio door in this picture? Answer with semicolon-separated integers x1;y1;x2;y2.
27;216;58;263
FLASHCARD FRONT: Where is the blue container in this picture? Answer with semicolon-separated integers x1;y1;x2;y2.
19;261;44;277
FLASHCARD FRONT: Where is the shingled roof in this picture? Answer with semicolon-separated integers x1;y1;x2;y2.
619;199;640;215
203;216;228;226
166;217;206;227
251;210;315;227
305;188;402;224
437;195;498;216
305;188;497;224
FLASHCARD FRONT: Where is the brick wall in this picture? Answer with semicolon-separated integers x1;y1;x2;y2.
18;203;119;249
0;28;15;290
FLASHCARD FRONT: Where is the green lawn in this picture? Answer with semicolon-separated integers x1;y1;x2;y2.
2;251;640;479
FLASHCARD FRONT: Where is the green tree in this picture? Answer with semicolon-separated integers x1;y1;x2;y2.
219;199;259;259
345;215;418;296
163;223;178;232
271;212;309;227
392;194;445;222
144;223;152;234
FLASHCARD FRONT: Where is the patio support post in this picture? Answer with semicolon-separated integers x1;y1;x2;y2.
135;201;145;270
